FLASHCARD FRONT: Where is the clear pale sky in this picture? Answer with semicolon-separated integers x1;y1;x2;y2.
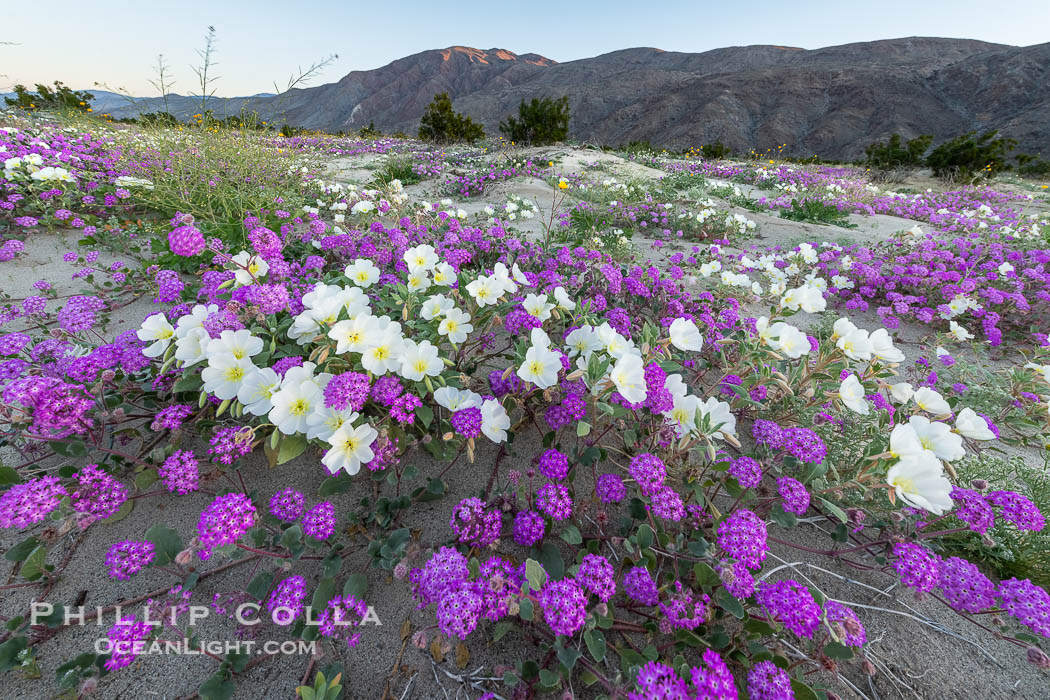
3;0;1047;95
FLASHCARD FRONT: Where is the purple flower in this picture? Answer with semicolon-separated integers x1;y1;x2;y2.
197;493;256;560
302;501;335;540
105;541;155;580
539;579;587;637
776;476;810;515
0;476;67;529
267;575;307;624
269;488;305;523
756;579;821;638
159;450;199;495
537;449;570;480
595;473;626;503
576;553;616;602
450;497;501;547
747;660;792;700
512;510;545;547
716;509;769;570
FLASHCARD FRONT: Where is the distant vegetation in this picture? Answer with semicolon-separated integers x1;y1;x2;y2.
418;92;484;144
4;81;94;113
498;96;570;146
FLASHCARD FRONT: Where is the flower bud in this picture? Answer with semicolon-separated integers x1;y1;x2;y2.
1027;646;1050;669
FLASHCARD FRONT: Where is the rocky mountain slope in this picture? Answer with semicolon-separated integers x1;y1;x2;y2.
103;39;1050;159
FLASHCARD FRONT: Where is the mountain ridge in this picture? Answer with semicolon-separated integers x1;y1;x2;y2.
94;38;1050;159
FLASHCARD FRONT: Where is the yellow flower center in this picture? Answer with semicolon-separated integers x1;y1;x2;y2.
290;399;309;416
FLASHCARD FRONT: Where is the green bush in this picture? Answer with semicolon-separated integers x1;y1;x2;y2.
418;93;484;144
1016;153;1050;178
701;141;732;160
499;96;570;145
864;133;932;169
4;81;94;113
359;121;382;138
925;130;1016;181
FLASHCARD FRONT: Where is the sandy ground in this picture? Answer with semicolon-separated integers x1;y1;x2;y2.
3;147;1048;699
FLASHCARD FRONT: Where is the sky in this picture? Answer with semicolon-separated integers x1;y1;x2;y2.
3;0;1048;96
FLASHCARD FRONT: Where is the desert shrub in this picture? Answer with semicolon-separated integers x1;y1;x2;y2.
418;93;484;144
4;81;94;113
864;133;932;169
372;156;423;186
926;130;1016;181
1015;153;1050;178
779;198;856;228
498;95;570;145
359;121;382;138
701;141;732;159
864;133;932;182
945;454;1050;588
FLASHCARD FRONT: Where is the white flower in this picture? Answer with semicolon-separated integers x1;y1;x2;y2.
421;294;455;320
522;294;555;322
434;387;483;412
175;304;219;338
307;407;358;442
491;263;518;294
322;423;378;475
360;319;405;375
512;263;531;286
432;262;457;287
869;329;905;363
206;329;263;361
552;286;575;312
699;397;737;440
1025;362;1050;385
836;328;872;361
665;392;702;437
908;415;965;462
610;353;647;404
954;408;995;440
769;323;810;359
913;387;951;415
399;340;444;381
948;320;973;342
438;308;473;344
480;398;510;443
888;382;914;404
596;323;634;359
517;344;562;389
345;259;380;288
669;318;703;352
404;244;439;273
889;423;928;460
201;354;256;400
466;275;500;306
839;374;869;414
406;270;432;292
174;327;210;366
328;314;379;355
886;453;953;514
831;317;858;341
237;367;281;416
351;200;374;215
565;325;602;359
137;314;176;358
229;251;269;287
269;379;323;435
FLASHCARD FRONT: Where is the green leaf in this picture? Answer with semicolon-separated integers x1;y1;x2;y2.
146;525;184;566
790;678;820;700
693;562;720;588
559;525;582;545
246;571;274;601
576;421;591;437
539;542;564;580
822;641;855;660
0;636;28;673
714;587;745;619
636;524;654;550
817;497;849;523
584;629;606;662
524;558;548;591
312;578;337;612
5;536;40;562
769;503;797;528
134;469;159;491
493;621;514;642
281;524;304;550
415;404;434;428
519;598;534;621
557;645;581;670
277;434;308;464
104;497;134;523
51;439;87;457
0;466;22;485
342;573;368;598
199;671;235;700
319;474;353;497
21;545;47;581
